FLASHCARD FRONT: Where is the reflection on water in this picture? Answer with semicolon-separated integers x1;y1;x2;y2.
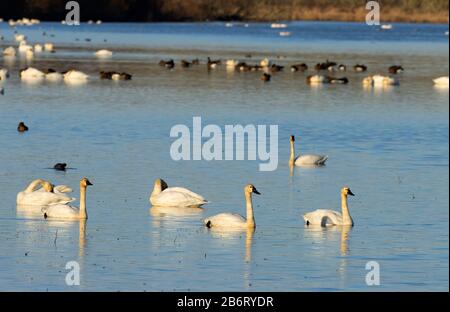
0;22;448;291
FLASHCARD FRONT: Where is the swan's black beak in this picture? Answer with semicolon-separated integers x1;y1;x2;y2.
86;180;93;186
348;189;355;196
290;135;295;142
253;188;261;195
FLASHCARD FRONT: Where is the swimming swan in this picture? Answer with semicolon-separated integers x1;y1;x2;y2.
289;135;328;166
433;76;449;87
204;184;260;229
16;179;74;206
149;178;207;207
303;186;355;226
63;70;89;81
42;178;92;220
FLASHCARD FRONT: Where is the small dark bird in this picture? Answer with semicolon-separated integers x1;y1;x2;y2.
191;59;200;65
315;60;337;71
207;57;221;69
0;87;4;95
261;73;271;82
354;64;368;72
329;77;349;84
17;122;28;132
291;63;308;72
270;64;284;72
181;60;192;68
159;59;175;69
53;163;67;171
389;65;404;74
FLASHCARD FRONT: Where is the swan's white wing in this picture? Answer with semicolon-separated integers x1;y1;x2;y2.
54;185;73;194
434;76;449;86
17;190;75;206
152;187;207;207
295;154;328;166
42;204;79;219
303;209;342;226
204;213;246;228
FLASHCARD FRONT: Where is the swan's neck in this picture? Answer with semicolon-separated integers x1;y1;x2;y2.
341;194;353;226
245;191;255;228
79;185;88;219
289;141;296;164
25;179;44;193
151;183;162;198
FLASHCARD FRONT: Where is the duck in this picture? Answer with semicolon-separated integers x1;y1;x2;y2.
53;163;67;171
270;64;284;72
159;59;175;69
207;57;221;69
191;59;200;65
181;60;192;68
111;72;132;80
291;63;308;72
289;135;328;166
315;60;336;71
354;64;368;72
17;122;29;132
17;179;74;206
63;70;89;81
329;77;349;84
42;178;92;220
204;184;260;229
95;49;113;58
45;69;63;81
261;73;271;82
0;68;9;80
388;65;404;74
20;67;45;80
303;186;355;226
149;178;208;207
433;76;449;87
3;46;16;57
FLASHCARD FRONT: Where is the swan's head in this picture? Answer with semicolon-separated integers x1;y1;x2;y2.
80;178;93;188
341;186;354;196
154;178;168;191
245;184;261;195
290;135;295;142
42;181;54;192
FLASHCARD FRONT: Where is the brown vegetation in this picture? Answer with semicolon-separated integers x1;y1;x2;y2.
0;0;448;23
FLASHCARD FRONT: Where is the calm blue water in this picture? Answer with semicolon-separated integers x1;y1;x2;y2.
0;21;448;291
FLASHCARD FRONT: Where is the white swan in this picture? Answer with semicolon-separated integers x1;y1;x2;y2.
95;49;113;58
44;43;54;52
20;67;45;80
46;71;63;82
17;179;74;206
0;68;8;80
363;75;399;87
260;58;271;67
433;76;449;87
303;186;355;226
2;46;16;57
289;135;328;166
204;184;260;229
149;178;207;207
15;34;26;42
63;70;89;81
307;75;330;84
42;178;93;220
34;44;43;53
